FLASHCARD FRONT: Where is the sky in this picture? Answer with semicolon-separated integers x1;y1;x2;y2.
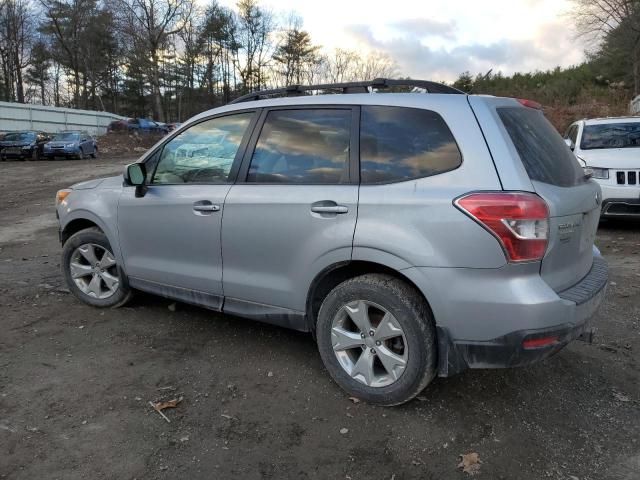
218;0;588;82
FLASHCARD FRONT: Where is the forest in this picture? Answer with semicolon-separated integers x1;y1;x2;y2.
0;0;638;129
0;0;395;122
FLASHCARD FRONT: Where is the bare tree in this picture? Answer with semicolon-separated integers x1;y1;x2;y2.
571;0;640;93
0;0;35;102
318;48;397;84
115;0;194;121
235;0;273;92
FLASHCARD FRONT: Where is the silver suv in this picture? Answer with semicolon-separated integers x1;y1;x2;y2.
56;79;608;405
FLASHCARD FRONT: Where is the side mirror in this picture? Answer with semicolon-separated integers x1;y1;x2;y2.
564;138;575;150
124;163;148;197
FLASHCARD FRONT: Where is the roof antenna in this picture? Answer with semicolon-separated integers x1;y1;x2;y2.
469;69;492;95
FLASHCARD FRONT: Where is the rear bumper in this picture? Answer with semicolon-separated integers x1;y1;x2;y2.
437;286;605;375
402;255;608;377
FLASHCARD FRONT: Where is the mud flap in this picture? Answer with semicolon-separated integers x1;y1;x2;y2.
577;327;595;344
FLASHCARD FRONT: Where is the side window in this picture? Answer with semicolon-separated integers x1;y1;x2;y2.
247;109;352;184
152;113;253;184
360;106;462;184
565;125;578;144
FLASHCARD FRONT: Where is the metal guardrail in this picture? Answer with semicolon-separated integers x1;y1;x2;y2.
0;101;125;135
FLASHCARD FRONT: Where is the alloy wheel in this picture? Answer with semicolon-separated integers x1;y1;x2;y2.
331;300;408;388
69;243;119;299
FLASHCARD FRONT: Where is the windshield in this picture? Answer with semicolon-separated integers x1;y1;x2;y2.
3;132;35;142
54;133;80;141
581;122;640;150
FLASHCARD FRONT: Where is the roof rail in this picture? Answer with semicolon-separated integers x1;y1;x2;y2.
228;78;464;105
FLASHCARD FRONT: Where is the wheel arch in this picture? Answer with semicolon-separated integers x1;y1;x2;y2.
60;218;102;245
305;260;436;335
59;210;124;269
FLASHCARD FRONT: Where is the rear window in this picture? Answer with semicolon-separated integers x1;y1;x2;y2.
360;106;462;184
497;107;584;187
581;122;640;150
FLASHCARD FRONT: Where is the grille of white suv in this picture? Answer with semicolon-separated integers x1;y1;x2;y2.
615;170;639;185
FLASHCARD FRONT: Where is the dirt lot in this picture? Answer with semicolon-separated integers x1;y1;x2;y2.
0;157;638;480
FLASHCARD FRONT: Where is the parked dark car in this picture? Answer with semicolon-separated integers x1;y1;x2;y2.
44;131;97;159
0;131;50;161
107;119;130;132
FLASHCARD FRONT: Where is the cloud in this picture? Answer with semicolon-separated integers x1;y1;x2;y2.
389;18;457;40
344;20;585;81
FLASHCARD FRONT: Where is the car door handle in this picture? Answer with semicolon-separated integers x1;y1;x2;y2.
311;205;349;214
193;202;220;212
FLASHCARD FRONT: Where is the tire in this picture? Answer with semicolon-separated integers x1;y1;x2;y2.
90;146;97;159
316;274;437;406
77;148;84;160
61;227;133;308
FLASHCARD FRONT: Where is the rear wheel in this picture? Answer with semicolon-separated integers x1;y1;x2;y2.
316;274;437;406
62;227;132;308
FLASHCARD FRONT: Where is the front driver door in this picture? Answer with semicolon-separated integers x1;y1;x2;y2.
117;111;256;309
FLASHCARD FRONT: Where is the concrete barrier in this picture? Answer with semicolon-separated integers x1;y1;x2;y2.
0;101;125;136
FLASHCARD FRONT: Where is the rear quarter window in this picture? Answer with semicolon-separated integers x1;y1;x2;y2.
498;107;584;187
360;106;462;184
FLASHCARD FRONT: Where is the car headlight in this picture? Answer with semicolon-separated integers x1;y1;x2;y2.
66;143;77;148
56;189;72;206
21;145;32;150
588;167;609;179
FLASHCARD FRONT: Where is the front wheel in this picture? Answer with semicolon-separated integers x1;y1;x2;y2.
61;227;132;308
316;274;437;406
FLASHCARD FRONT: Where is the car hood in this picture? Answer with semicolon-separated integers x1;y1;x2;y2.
578;148;640;168
71;176;121;190
48;141;76;147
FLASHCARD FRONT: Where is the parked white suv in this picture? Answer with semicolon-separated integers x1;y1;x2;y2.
565;117;640;217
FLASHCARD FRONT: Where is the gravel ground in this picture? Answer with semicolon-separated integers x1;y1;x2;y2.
0;157;638;480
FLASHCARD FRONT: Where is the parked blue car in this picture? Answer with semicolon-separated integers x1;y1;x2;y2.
44;131;97;159
127;118;169;134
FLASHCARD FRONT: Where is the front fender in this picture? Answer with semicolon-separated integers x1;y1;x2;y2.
57;187;123;267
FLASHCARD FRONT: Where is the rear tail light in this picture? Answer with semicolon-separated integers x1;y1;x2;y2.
516;98;543;110
522;335;559;349
454;192;549;263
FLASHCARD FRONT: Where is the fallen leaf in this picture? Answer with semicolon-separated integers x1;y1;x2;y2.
153;397;183;411
340;427;349;434
348;397;360;404
458;452;482;476
613;391;631;402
